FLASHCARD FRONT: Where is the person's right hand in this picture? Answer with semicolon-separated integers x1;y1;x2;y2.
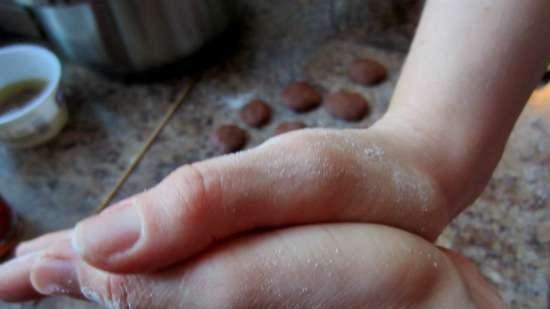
0;224;507;308
25;124;459;274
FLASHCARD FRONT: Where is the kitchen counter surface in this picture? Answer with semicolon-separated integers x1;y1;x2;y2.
0;1;548;308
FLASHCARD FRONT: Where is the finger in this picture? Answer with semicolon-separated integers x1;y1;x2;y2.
0;239;84;303
30;239;178;308
73;130;448;273
0;253;42;302
29;240;84;299
16;229;73;257
31;224;498;309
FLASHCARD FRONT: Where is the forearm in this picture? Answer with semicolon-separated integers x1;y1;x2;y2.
380;0;550;215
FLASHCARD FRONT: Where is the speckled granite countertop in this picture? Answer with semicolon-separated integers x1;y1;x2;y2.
0;1;548;308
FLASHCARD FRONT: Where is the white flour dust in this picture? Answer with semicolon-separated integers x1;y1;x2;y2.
363;145;385;159
222;92;256;109
43;284;70;295
391;168;430;210
81;286;123;309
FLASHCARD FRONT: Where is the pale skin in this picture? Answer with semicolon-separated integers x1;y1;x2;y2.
1;0;549;308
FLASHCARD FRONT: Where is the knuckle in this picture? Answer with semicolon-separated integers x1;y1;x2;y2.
146;164;212;223
79;277;125;309
76;261;151;309
77;262;155;309
174;163;218;222
270;129;319;150
281;130;341;160
101;275;151;309
105;275;130;308
280;131;348;181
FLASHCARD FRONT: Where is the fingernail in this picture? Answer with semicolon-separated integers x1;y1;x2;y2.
31;257;80;296
73;202;141;264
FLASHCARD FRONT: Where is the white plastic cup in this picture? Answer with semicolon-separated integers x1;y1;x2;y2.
0;44;67;149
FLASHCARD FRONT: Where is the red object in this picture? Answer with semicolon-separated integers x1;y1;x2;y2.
0;195;12;240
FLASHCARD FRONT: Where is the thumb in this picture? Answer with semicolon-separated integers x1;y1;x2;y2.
72;131;356;273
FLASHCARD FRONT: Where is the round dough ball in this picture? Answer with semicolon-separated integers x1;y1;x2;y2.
211;124;248;153
239;99;272;128
281;81;322;112
324;91;370;121
348;59;387;86
274;121;307;135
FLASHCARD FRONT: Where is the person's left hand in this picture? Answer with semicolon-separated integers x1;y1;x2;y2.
0;224;506;308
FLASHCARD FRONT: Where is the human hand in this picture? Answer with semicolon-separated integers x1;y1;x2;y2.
28;124;457;274
0;224;507;308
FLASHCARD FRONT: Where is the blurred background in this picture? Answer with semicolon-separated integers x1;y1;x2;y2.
0;1;548;308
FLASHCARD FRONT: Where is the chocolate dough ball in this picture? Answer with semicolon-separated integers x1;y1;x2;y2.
239;99;272;128
274;121;307;135
281;81;321;112
211;124;248;153
324;91;370;121
348;59;387;86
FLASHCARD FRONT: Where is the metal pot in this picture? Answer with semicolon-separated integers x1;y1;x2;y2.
31;0;233;74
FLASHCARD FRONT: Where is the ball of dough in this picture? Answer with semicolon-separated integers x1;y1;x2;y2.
348;59;387;86
274;121;307;135
239;99;272;128
281;81;322;112
324;91;370;121
211;124;248;153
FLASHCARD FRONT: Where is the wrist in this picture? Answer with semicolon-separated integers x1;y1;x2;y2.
371;109;490;218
